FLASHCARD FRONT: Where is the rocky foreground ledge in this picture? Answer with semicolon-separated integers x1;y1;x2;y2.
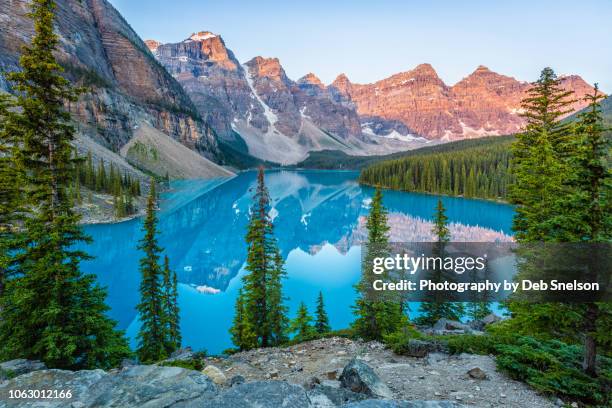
0;337;555;408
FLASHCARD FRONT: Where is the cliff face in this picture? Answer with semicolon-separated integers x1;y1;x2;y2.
333;65;596;140
0;0;219;158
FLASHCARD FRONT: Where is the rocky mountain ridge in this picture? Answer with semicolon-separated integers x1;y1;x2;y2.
333;64;596;140
148;32;429;164
147;31;598;161
0;0;229;180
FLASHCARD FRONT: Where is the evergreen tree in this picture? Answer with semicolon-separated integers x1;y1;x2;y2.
136;181;167;362
162;255;181;354
314;291;331;335
507;70;611;376
267;249;289;345
231;166;288;350
0;0;129;369
510;67;575;241
417;199;464;325
0;94;20;299
289;302;316;343
229;288;257;351
352;188;406;340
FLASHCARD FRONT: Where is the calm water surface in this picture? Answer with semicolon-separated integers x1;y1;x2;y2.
82;170;514;354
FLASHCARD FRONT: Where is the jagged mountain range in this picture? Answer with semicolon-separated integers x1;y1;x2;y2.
147;31;597;164
0;0;601;171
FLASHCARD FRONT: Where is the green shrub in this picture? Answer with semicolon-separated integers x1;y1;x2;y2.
494;337;611;406
160;358;204;371
383;326;426;355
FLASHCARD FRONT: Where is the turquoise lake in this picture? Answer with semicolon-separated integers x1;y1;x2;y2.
82;170;515;354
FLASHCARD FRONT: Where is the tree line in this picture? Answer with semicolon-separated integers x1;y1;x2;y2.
74;152;142;218
359;137;515;200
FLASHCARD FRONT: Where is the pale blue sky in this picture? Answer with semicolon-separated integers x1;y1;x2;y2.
109;0;612;91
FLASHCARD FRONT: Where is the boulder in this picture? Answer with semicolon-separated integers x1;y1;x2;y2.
166;347;194;362
467;367;488;380
0;359;46;377
468;313;501;331
341;401;465;407
304;376;321;390
403;340;436;358
0;365;217;407
339;358;393;399
481;313;502;325
192;380;310;408
307;384;368;406
229;375;245;387
202;365;227;385
432;319;472;333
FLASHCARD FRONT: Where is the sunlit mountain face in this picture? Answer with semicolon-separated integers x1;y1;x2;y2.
81;170;514;353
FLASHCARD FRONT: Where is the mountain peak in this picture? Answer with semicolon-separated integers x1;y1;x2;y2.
298;72;323;87
413;63;439;77
245;56;285;81
144;39;161;53
187;31;218;42
332;73;351;84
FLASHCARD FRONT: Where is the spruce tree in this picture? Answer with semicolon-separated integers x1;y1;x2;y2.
229;288;257;351
231;167;288;349
314;291;331;335
507;70;611;376
136;181;167;362
0;0;129;369
290;302;316;343
562;85;611;375
510;67;575;241
162;255;181;354
417;199;464;325
0;93;22;300
352;188;406;340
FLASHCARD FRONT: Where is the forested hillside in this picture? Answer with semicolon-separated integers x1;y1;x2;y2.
359;136;515;200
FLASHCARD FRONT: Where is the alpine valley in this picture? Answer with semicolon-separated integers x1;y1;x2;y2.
0;0;600;171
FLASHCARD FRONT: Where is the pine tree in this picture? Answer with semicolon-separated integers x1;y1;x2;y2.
136;181;167;362
352;188;406;340
0;0;130;369
230;289;257;351
563;85;611;376
314;291;331;335
510;67;575;241
162;255;181;354
230;166;288;350
290;302;316;343
0;93;22;300
267;249;289;345
417;199;464;325
507;70;611;376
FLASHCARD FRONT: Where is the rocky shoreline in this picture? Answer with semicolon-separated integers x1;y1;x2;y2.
0;336;557;408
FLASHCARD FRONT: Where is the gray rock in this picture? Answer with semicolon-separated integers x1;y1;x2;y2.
165;347;194;362
341;400;465;408
403;340;436;358
229;375;245;387
0;365;217;407
467;367;487;380
190;380;310;408
0;359;46;377
469;313;501;331
339;358;393;399
304;376;321;390
481;313;502;325
308;384;368;406
432;319;472;333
